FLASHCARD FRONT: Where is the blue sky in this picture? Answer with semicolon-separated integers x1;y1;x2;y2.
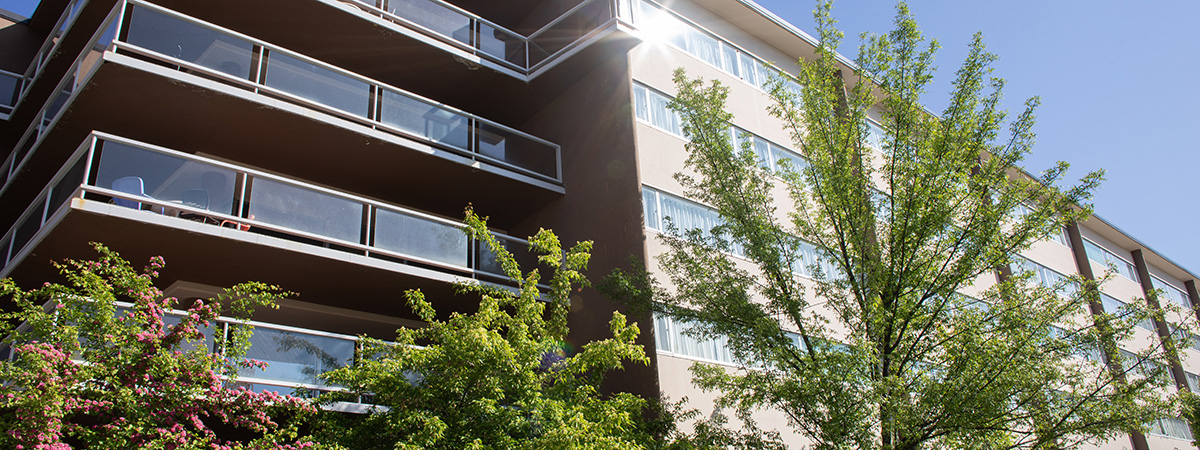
4;0;1198;274
0;0;37;17
756;0;1200;275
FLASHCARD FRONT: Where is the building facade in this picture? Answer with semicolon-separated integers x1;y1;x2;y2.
0;0;1194;448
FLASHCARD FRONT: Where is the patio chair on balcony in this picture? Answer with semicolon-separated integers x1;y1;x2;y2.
111;176;163;214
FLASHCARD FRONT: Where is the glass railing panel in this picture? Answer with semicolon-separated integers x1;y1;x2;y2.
43;88;72;128
12;135;35;174
263;52;371;119
94;140;238;215
478;24;526;66
475;236;538;279
528;0;613;66
238;326;355;387
12;194;46;256
0;158;11;190
48;157;88;211
385;0;473;46
0;237;10;271
377;89;469;150
475;122;558;178
76;14;120;80
247;178;363;244
133;308;216;353
373;207;468;267
0;71;18;113
61;0;86;35
124;5;255;80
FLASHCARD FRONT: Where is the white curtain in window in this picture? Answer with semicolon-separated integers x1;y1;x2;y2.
660;193;719;237
686;28;721;67
642;188;660;230
771;145;806;173
633;84;648;121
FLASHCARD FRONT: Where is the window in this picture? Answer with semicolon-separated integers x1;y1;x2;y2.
865;119;887;151
787;236;839;280
1049;326;1103;362
642;186;743;256
654;313;736;364
1170;325;1200;352
1011;204;1070;247
655;313;803;368
1081;238;1138;282
1050;227;1070;247
1013;257;1078;298
1100;294;1154;331
642;186;837;278
1151;276;1192;309
633;83;682;136
732;127;806;174
1149;417;1194;441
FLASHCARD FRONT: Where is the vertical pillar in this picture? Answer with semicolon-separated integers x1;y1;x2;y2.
1186;280;1200;324
1131;249;1190;393
1064;223;1150;450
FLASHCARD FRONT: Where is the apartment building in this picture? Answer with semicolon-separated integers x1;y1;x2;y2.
0;0;1194;448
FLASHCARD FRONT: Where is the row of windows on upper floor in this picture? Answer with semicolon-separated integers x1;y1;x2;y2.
635;83;807;173
657;311;1194;442
1151;276;1192;309
1013;207;1194;312
660;301;1198;391
633;82;887;154
1080;237;1193;310
640;156;1191;324
641;185;838;280
632;0;803;98
1022;255;1200;353
1082;238;1139;283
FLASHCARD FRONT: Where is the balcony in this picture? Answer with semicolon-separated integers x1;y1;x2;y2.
0;300;367;398
341;0;633;76
124;0;644;126
149;0;635;82
0;1;565;230
3;0;88;119
0;132;546;312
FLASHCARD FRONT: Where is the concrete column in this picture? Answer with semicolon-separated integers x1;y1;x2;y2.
1064;223;1150;450
1187;279;1200;324
1130;249;1191;393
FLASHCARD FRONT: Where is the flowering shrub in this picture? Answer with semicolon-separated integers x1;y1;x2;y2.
0;243;322;449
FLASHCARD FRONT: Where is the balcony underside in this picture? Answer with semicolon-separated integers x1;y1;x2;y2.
6;198;497;326
4;57;563;229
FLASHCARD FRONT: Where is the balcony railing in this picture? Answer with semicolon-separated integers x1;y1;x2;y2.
0;69;19;119
0;132;542;285
0;300;364;395
0;1;563;203
5;0;89;117
343;0;632;74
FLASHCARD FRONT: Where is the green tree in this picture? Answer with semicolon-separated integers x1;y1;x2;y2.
604;2;1181;448
314;208;663;450
0;243;319;449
